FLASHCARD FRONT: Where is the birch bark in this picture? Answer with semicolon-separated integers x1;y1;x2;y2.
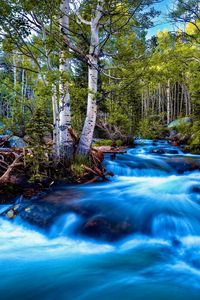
166;80;170;124
77;0;105;155
59;0;73;159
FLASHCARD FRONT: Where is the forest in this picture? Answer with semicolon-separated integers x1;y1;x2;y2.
0;0;199;191
0;1;200;299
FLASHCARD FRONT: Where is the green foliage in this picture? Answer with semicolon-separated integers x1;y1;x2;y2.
71;155;91;178
108;111;131;133
174;121;192;135
25;107;52;182
0;0;199;172
93;139;113;147
136;116;166;139
115;139;123;147
190;121;200;153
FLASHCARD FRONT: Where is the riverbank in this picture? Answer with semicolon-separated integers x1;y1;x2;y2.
1;139;200;241
1;139;199;205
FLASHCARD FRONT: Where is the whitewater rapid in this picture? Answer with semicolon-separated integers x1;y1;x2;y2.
0;140;200;300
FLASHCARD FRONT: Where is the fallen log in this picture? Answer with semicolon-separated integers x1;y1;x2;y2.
0;147;25;185
0;155;23;183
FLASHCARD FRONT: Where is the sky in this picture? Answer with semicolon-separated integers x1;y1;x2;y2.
147;0;178;38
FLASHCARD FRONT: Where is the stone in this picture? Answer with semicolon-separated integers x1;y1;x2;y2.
168;117;193;129
80;216;134;241
150;148;165;154
166;157;200;173
169;130;177;138
191;186;200;193
6;209;15;219
8;136;27;148
19;203;61;228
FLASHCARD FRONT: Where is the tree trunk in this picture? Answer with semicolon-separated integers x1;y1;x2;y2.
59;0;73;159
77;1;104;155
52;85;60;157
158;83;161;115
13;53;17;99
166;79;170;124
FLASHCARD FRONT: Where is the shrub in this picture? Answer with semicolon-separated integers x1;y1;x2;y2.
71;155;91;177
136;116;165;139
115;139;123;147
190;121;200;153
93;139;113;147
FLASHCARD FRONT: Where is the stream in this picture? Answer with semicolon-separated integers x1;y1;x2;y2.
0;140;200;300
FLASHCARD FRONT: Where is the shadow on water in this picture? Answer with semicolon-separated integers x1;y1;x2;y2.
0;140;200;300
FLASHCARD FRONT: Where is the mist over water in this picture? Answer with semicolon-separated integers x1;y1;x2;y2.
0;140;200;300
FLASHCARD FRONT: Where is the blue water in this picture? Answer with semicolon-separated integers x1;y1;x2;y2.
0;140;200;300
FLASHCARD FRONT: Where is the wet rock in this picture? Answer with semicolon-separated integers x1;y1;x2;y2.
166;157;200;173
165;149;179;154
19;203;63;228
191;186;200;193
150;148;165;154
80;216;134;241
150;147;180;155
4;188;83;229
6;209;16;219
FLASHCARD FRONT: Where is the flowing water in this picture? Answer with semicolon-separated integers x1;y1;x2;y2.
0;140;200;300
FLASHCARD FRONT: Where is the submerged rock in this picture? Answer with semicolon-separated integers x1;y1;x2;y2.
150;148;166;154
150;148;179;155
166;157;200;173
19;203;61;227
80;216;134;241
191;186;200;193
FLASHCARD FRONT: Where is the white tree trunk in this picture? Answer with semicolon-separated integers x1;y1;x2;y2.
13;53;17;98
77;55;98;155
52;85;60;157
158;83;161;114
77;1;105;155
59;0;73;159
166;80;170;124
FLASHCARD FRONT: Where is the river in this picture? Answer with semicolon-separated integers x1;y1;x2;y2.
0;140;200;300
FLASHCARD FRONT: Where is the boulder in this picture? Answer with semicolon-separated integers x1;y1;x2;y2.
169;130;177;138
80;216;134;241
166;157;200;173
8;136;27;148
19;203;61;227
168;117;192;129
0;134;26;148
150;148;166;154
191;186;200;193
